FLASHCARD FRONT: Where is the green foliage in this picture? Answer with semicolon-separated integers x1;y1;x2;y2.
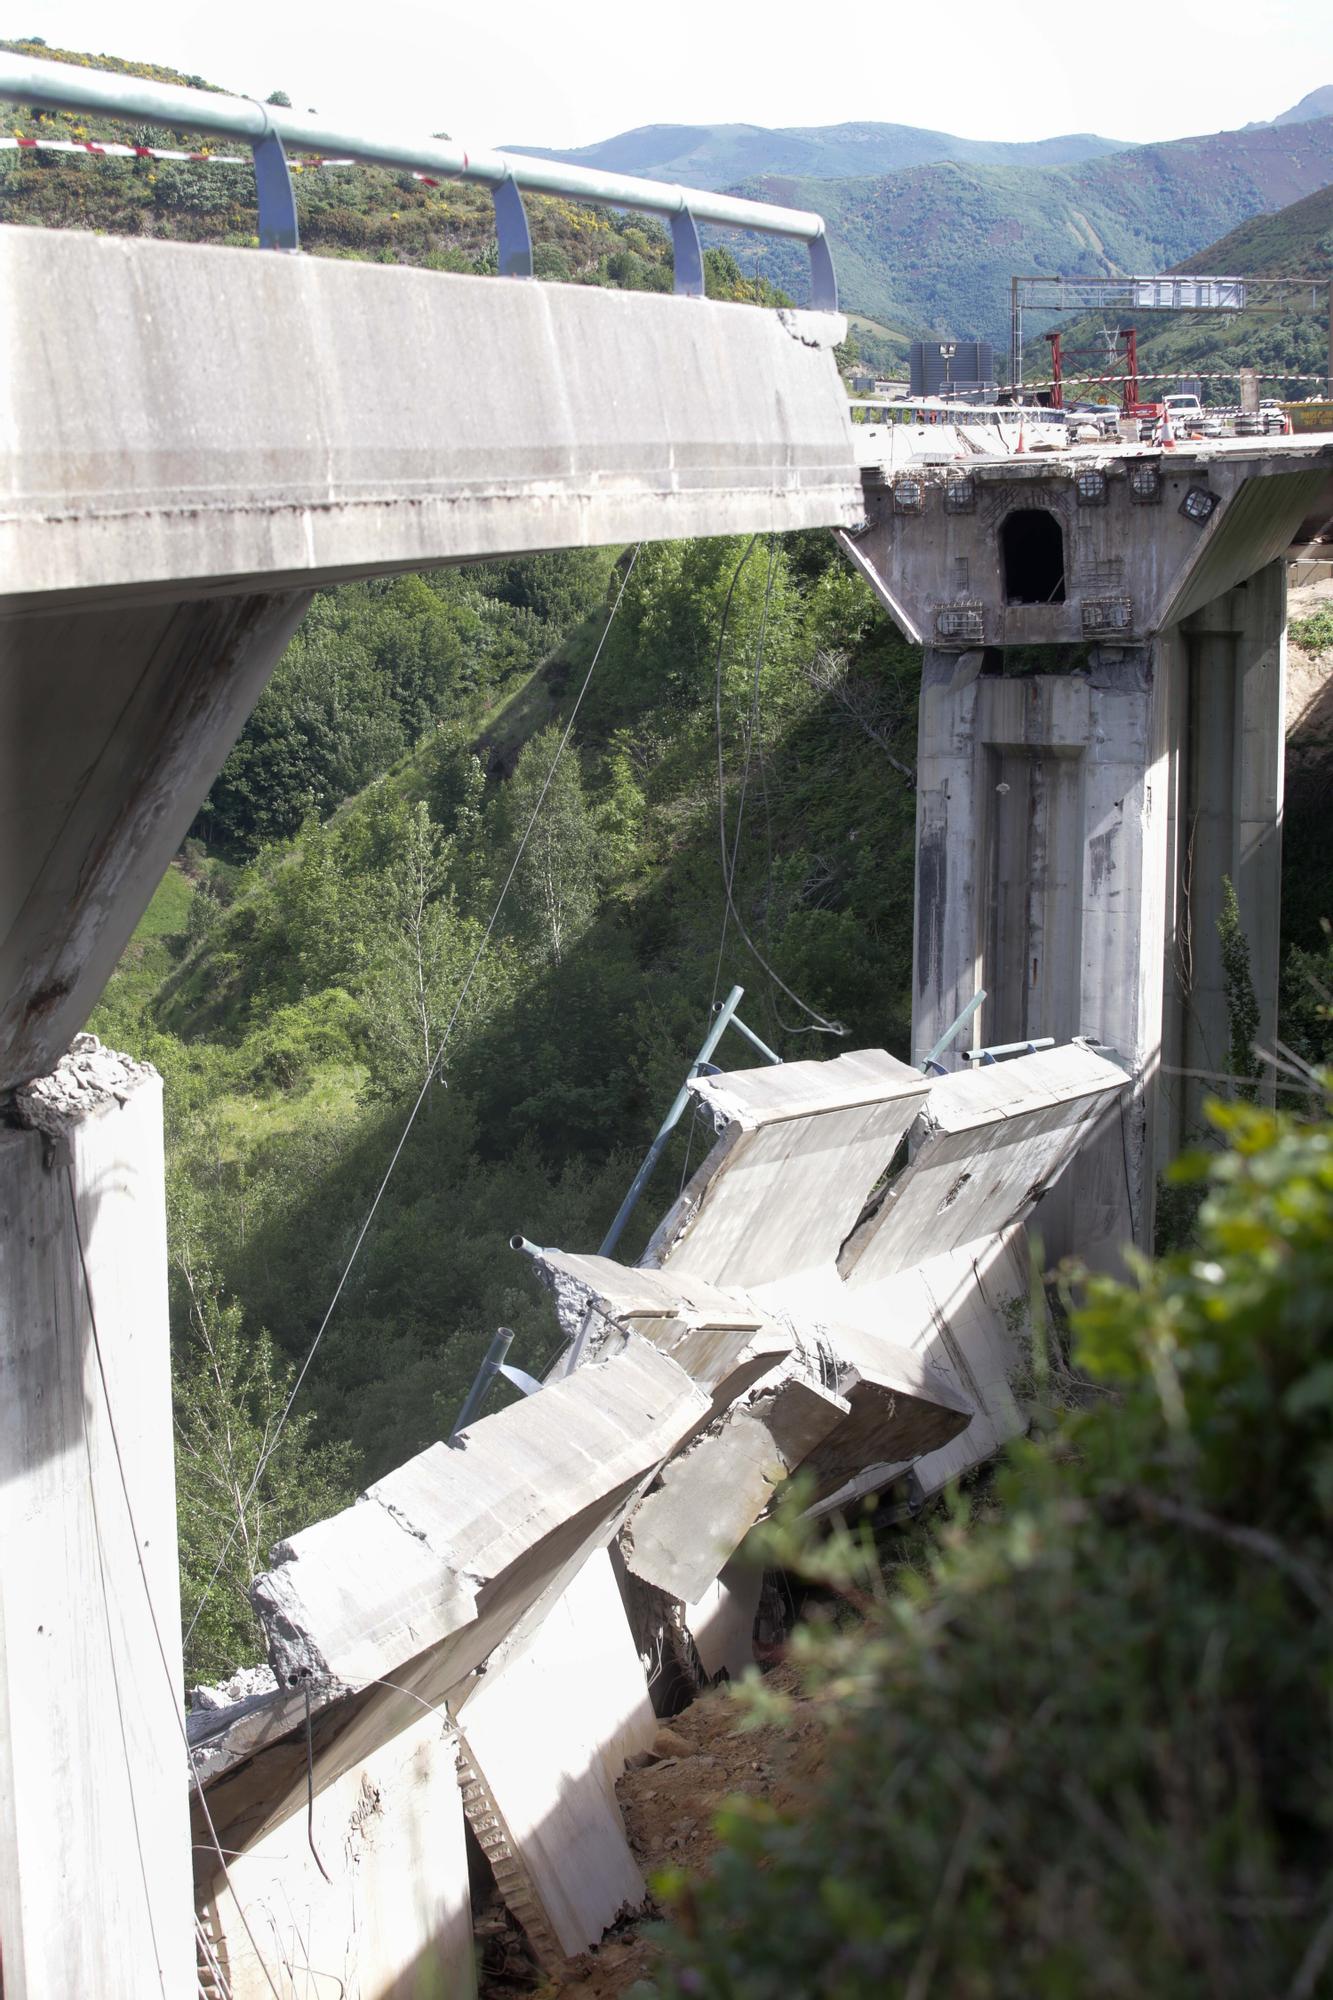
1218;875;1261;1089
1292;608;1333;654
173;1256;356;1685
503;726;601;965
643;1099;1333;2000
1281;918;1333;1070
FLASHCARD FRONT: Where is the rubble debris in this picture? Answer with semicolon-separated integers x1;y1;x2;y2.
9;1030;157;1133
194;1042;1126;1996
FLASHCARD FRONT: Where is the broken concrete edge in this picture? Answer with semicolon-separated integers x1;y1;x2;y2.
247;1335;712;1696
187;1678;345;1790
5;1031;158;1135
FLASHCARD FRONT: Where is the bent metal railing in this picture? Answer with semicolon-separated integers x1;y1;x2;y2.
0;53;838;308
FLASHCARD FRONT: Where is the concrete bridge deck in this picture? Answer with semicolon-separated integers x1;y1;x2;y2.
0;226;861;1093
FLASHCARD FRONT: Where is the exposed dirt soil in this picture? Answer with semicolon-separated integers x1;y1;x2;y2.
536;1665;824;2000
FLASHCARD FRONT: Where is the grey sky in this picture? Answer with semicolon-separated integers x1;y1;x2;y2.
11;0;1329;153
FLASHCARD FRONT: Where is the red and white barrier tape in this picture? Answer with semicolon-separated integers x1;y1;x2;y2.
0;134;464;185
1029;368;1330;386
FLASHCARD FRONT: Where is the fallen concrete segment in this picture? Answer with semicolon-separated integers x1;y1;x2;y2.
206;1043;1126;1990
199;1704;476;2000
527;1245;793;1409
454;1550;656;1964
643;1049;930;1286
840;1042;1129;1285
1;227;861;606
620;1377;852;1604
253;1338;710;1698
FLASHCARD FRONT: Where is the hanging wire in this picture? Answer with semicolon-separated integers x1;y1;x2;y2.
64;1166;286;2000
182;544;643;1653
78;1361;171;2000
713;537;847;1038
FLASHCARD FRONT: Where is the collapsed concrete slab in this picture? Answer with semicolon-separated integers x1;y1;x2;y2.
643;1049;930;1287
684;1556;767;1684
619;1375;852;1604
252;1338;710;1701
840;1042;1129;1285
453;1549;656;1965
525;1245;793;1411
197;1702;476;2000
205;1043;1126;1990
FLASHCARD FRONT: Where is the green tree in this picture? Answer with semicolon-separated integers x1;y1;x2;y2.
504;726;600;965
359;799;487;1099
1218;873;1261;1089
174;1259;355;1684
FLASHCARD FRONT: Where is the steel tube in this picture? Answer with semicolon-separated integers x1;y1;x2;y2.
0;54;830;242
724;1010;783;1067
448;1327;514;1441
598;984;746;1257
922;989;986;1071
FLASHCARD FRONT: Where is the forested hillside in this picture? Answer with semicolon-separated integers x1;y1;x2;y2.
737;116;1333;340
1048;181;1333;397
95;537;920;1678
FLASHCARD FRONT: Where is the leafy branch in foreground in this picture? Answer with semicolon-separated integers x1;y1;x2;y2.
642;1093;1333;2000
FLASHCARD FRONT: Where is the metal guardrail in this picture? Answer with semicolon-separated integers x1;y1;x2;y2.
0;53;838;307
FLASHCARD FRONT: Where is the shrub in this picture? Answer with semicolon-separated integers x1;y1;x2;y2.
644;1096;1333;2000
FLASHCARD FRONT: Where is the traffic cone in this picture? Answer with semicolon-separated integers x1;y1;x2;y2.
1159;401;1175;450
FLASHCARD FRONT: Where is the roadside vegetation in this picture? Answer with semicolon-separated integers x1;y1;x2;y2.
642;1093;1333;1999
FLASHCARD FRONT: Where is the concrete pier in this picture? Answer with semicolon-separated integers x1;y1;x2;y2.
843;433;1330;1253
0;1043;192;1999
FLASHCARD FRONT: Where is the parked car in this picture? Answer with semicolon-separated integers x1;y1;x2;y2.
1161;393;1205;432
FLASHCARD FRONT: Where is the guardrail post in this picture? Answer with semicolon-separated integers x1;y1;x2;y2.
493;175;533;278
671;207;705;298
808;233;838;313
251;127;299;251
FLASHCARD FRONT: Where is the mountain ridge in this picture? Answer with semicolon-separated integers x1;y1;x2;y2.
501;119;1130;184
723;114;1333;341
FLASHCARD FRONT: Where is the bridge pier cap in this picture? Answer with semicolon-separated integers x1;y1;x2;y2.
843;436;1333;1260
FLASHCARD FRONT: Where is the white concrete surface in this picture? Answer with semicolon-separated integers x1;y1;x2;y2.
684;1557;765;1682
1;228;861;604
253;1337;709;1695
202;1706;475;2000
841;1043;1129;1284
0;1054;193;1999
454;1549;654;1959
644;1050;929;1286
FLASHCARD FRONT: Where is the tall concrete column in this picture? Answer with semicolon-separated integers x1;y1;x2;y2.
913;643;1178;1257
1161;561;1286;1158
0;1043;192;1998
